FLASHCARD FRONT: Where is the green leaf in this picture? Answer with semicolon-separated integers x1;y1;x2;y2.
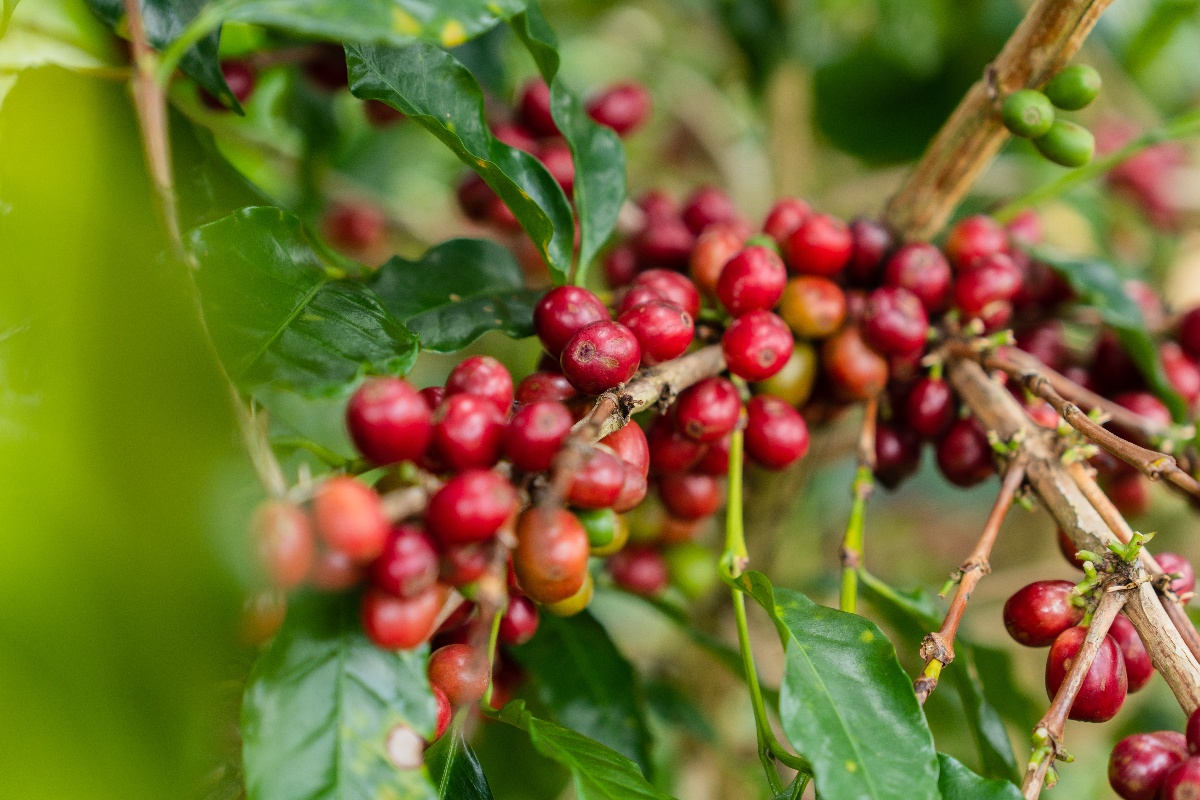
712;0;788;92
187;206;418;394
1037;253;1186;421
370;238;540;353
510;2;626;279
241;592;438;800
425;723;494;800
735;571;941;800
0;0;17;37
1;0;124;77
346;42;574;283
937;754;1023;799
511;611;654;777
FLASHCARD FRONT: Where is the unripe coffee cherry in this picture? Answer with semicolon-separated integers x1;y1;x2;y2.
778;276;846;339
567;449;627;509
873;424;921;490
498;595;540;647
1108;614;1154;692
446;355;514;415
822;326;888;401
674;377;742;443
1001;89;1055;139
936;418;995;487
607;546;669;596
1034;121;1095;168
577;507;630;556
646;416;708;474
755;344;818;407
618;300;694;366
428;643;490;707
716;246;787;317
1109;732;1189;800
513;508;590;604
847;218;893;284
682;186;738;235
745;395;810;469
504;401;574;472
431;394;506;470
347;378;433;465
544;571;594;617
240;590;286;645
904;377;956;439
586;81;651;136
534;286;611;358
314;476;389;562
1003;580;1084;647
884;243;952;312
601;422;651;479
632;269;702;318
518;79;558;137
1160;755;1200;800
862;287;928;356
763;197;812;244
561;321;641;395
1156;552;1196;595
723;310;793;382
369;524;440;598
362;586;442;650
254;500;315;590
1044;64;1102;110
943;215;1007;271
425;469;517;546
1045;626;1128;722
690;222;748;297
659;473;723;520
783;213;853;277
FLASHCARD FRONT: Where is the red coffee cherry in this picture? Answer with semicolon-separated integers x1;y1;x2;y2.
1180;308;1200;360
634;215;696;272
1112;391;1173;442
602;422;651;478
613;469;649;513
646;415;709;474
369;525;440;598
200;60;256;109
822;326;889;401
1045;625;1128;722
603;245;639;288
862;287;929;356
873;424;921;490
498;595;540;647
1016;321;1069;373
618;300;694;366
884;243;951;312
504;401;573;472
431;394;506;470
428;643;490;707
1108;614;1154;692
534;286;611;358
439;541;491;587
607;546;669;596
568;449;627;509
944;214;1006;271
362;586;443;650
659;473;723;520
632;269;702;319
723;310;794;382
638;189;677;219
324;202;386;251
347;378;433;466
425;469;517;546
1163;757;1200;800
690;222;748;297
846;218;894;284
778;276;847;339
763;197;813;245
1003;580;1084;647
254;500;315;590
538;142;575;195
936;417;995;487
1109;732;1189;800
614;286;662;317
491;122;537;152
1162;342;1200;405
311;548;365;592
313;476;390;562
586;82;651;136
745;395;810;470
561;321;642;395
682;185;738;235
518;79;558;137
1006;209;1042;246
1106;473;1151;518
432;686;452;741
303;45;349;91
515;372;577;404
953;253;1022;318
420;385;446;410
456;174;493;222
905;377;956;439
783;213;853;277
695;433;732;475
716;246;788;317
513;508;590;603
1057;527;1087;570
674;377;742;443
1188;707;1200;753
446;355;514;415
1091;330;1146;396
1156;552;1196;595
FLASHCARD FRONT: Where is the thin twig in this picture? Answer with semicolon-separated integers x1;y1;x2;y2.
839;396;878;614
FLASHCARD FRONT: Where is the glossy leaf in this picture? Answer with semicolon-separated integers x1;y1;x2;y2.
734;570;941;800
1038;253;1186;420
370;238;540;352
426;723;494;800
511;2;626;278
346;42;574;282
511;611;654;776
241;592;438;800
937;754;1023;799
187;206;418;394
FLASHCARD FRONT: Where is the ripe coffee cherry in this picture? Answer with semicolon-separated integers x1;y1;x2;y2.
862;287;928;356
936;418;995;487
1057;527;1088;570
783;213;853;277
432;686;452;741
604;245;639;288
586;82;651;136
538;142;576;195
534;286;611;358
491;122;537;152
602;422;651;478
682;186;738;235
1108;614;1153;692
1107;473;1150;518
1112;391;1172;440
874;425;921;490
1163;757;1200;800
690;222;748;297
953;253;1022;318
646;416;708;474
633;269;702;319
515;371;577;404
1189;708;1200;753
200;60;257;109
420;385;446;410
311;548;365;591
314;476;390;562
513;508;590;604
446;355;514;415
1180;308;1200;360
428;644;490;707
1045;626;1128;722
723;310;794;382
847;218;893;284
745;395;810;469
615;286;663;316
498;595;540;647
884;243;952;312
254;501;315;590
369;525;439;598
607;546;669;596
431;394;506;470
439;541;491;587
613;469;648;513
674;377;742;443
1156;552;1196;595
1016;321;1069;373
1035;121;1095;167
695;434;732;476
362;586;442;650
1161;343;1200;405
324;202;386;250
518;79;558;137
347;378;434;466
634;215;695;271
944;215;1007;271
561;321;641;395
763;197;812;244
1110;732;1189;800
577;508;630;556
304;45;349;90
822;326;889;401
425;469;517;546
568;449;627;509
716;246;787;316
457;174;494;221
778;276;846;339
659;473;723;520
1044;64;1102;111
1003;580;1084;647
618;300;694;366
504;401;573;472
1001;89;1055;139
756;343;818;407
905;377;956;439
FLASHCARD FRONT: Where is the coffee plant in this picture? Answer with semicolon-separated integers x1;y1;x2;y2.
4;0;1200;799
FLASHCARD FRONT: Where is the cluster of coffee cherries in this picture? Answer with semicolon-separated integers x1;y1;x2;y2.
1001;64;1102;168
1110;707;1200;799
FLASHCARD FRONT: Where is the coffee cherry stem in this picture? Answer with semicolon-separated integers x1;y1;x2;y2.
481;604;505;710
839;396;879;614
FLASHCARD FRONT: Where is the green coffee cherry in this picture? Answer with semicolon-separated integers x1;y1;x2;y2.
576;508;629;556
1001;89;1055;138
1044;65;1102;111
665;543;718;599
1033;120;1095;168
